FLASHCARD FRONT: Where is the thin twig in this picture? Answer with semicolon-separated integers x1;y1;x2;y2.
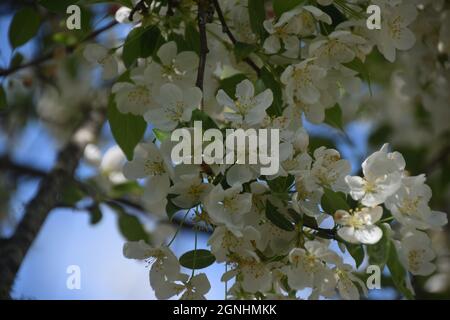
0;20;118;78
195;0;210;94
211;0;260;75
111;197;208;233
0;157;47;177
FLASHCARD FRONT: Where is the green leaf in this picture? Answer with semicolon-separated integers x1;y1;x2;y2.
116;208;148;242
0;87;7;110
111;181;143;197
89;205;103;225
81;0;132;7
273;0;305;16
107;95;147;160
40;0;79;13
234;42;257;61
265;200;295;231
9;8;41;49
321;188;350;214
168;33;188;54
347;244;365;268
324;104;344;130
386;241;414;299
10;52;24;69
287;209;302;224
191;109;219;130
309;136;337;151
153;128;171;142
260;68;283;116
248;0;266;40
140;26;162;58
166;196;183;220
122;28;143;68
122;26;161;68
218;74;247;97
61;181;86;205
179;249;216;270
302;214;318;229
267;175;294;193
184;22;200;55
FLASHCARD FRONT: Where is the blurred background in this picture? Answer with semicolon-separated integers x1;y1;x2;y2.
0;0;449;299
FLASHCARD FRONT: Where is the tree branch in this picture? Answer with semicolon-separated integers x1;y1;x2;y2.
109;197;211;233
0;20;118;78
0;109;105;299
195;0;210;94
0;157;47;178
211;0;261;75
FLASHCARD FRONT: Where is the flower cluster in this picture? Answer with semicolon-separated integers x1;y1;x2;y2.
81;0;448;299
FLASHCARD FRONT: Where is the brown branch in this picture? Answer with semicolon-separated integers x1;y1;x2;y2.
0;157;47;178
211;0;261;75
195;0;210;94
0;20;118;78
0;109;105;299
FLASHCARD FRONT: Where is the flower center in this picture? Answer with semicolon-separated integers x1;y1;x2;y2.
144;160;165;176
127;85;151;105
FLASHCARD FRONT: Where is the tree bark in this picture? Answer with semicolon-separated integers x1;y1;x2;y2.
0;109;105;299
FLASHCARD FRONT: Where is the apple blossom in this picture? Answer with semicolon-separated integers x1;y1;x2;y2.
334;206;383;245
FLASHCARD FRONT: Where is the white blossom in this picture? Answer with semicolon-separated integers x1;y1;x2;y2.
334;206;383;244
285;241;339;295
146;41;198;88
204;184;252;233
216;79;273;128
374;3;418;62
112;67;157;115
397;231;436;276
144;83;202;131
281;59;327;106
345;143;405;207
385;174;448;229
123;241;181;297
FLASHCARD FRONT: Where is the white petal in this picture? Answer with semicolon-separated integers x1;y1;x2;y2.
123;240;153;259
144;174;170;203
395;28;416;50
235;79;254;100
263;35;281;54
354;225;383;244
190;273;211;295
338;226;358;244
226;165;253;186
175;51;199;71
216;89;234;107
157;41;178;66
123;158;146;179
